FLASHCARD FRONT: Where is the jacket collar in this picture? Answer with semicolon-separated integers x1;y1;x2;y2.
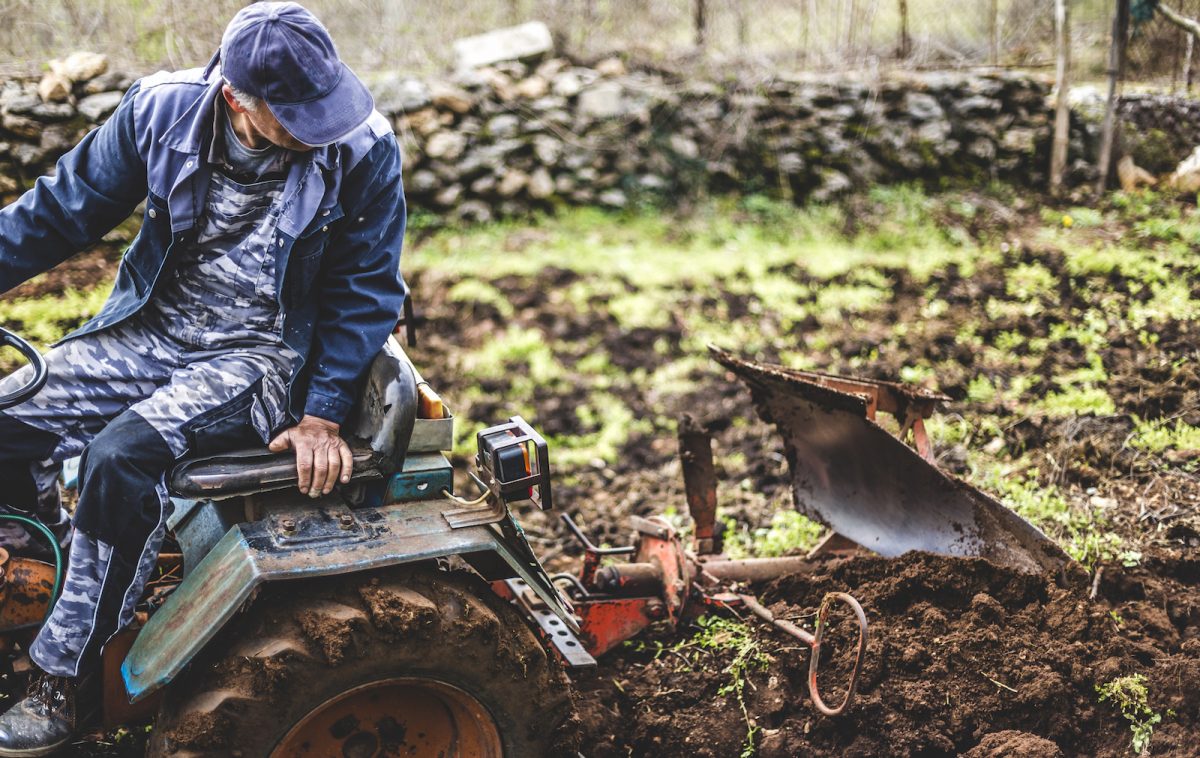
159;67;336;170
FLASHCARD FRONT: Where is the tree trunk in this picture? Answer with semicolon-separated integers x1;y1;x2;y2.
1050;0;1071;193
1096;0;1131;193
695;0;708;48
898;0;911;58
989;0;1000;65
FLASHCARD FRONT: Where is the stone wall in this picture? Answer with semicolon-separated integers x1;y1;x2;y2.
0;57;1195;220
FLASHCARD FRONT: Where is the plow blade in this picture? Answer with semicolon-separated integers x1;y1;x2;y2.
713;349;1069;574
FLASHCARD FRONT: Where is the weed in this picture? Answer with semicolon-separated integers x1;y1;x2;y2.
723;509;824;559
1130;418;1200;453
1096;673;1166;755
675;616;770;758
979;469;1121;567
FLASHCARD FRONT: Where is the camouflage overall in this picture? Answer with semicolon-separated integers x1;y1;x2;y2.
0;126;298;676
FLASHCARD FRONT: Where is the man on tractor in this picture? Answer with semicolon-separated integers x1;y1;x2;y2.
0;3;405;753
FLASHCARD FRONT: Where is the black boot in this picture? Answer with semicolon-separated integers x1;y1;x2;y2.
0;671;77;757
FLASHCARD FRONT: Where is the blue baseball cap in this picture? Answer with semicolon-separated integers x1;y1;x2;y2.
213;2;374;147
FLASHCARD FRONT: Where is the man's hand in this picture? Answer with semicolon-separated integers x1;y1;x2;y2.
268;415;353;497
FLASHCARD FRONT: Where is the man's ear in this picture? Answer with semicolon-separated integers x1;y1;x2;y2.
221;84;246;114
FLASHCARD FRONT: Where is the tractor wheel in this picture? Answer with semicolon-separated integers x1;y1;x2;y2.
145;564;578;757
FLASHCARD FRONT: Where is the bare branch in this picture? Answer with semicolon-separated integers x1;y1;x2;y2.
1158;3;1200;38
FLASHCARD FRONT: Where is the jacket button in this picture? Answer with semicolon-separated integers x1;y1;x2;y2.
322;209;330;216
322;226;328;232
148;209;157;219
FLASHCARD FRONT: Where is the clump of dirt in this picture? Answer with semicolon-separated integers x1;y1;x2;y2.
575;549;1200;757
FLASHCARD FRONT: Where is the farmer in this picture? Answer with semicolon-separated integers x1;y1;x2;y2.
0;2;405;753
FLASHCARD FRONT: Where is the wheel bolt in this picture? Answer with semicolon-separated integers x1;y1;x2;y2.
281;518;296;532
339;513;354;529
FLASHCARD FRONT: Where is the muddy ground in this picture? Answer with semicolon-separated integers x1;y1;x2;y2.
3;186;1197;756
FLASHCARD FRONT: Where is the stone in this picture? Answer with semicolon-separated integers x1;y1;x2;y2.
487;113;521;138
528;167;554;198
40;124;77;154
454;200;493;223
594;57;626;77
12;142;47;166
916;119;951;143
430;81;473;114
434;183;463;207
401;108;441;137
408;170;439;194
967;138;997;161
56;51;108;82
637;174;667;191
514;76;549;99
554;174;575;193
370;74;431;114
777;152;805;175
1000;127;1037;154
669;134;699;160
904;92;944;121
83;71;128;95
470;174;497;194
29;102;75;121
551;70;583;98
535;57;570;79
597;188;627;207
424;131;467;161
453;21;553;71
954;95;1001;116
77;91;124;121
1;113;41;139
37;73;71;103
532;134;562;165
481;69;516;101
811;169;852;202
578;81;625;120
1167;146;1200;192
497;169;529;197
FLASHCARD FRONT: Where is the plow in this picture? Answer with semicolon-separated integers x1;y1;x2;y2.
0;325;1070;756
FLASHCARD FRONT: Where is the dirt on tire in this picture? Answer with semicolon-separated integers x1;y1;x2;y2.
145;565;580;757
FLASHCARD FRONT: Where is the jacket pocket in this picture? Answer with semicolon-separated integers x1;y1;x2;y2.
181;378;272;457
284;205;344;307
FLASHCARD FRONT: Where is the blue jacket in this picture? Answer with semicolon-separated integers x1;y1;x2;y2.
0;68;407;426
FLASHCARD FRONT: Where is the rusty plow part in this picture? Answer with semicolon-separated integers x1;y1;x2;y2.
711;348;1069;573
739;592;867;717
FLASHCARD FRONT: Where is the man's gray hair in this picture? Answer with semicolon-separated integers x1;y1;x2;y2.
223;78;261;112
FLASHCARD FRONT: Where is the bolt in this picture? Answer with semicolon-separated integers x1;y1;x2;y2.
280;518;296;532
645;599;666;620
339;513;354;529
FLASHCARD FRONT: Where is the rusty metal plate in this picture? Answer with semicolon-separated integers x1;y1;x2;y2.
712;348;1069;574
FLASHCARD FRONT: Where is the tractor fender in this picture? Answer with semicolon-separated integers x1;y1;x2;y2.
121;497;573;703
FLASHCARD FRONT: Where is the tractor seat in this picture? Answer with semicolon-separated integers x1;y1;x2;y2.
168;337;419;501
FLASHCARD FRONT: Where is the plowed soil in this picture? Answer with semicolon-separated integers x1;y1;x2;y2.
23;187;1198;756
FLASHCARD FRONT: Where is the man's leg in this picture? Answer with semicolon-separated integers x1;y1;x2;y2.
0;348;288;756
28;411;173;678
0;324;179;757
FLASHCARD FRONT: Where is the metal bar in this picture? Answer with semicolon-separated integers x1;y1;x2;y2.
678;415;718;554
700;556;815;583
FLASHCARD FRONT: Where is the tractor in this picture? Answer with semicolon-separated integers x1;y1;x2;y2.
0;324;1070;756
0;325;578;756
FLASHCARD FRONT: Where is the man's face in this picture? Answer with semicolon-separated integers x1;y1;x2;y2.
222;84;314;153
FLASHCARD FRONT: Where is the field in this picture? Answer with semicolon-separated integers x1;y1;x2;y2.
2;184;1199;755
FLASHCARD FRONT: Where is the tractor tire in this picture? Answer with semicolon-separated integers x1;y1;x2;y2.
145;564;578;757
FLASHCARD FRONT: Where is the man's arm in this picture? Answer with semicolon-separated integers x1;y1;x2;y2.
269;135;406;496
0;83;148;295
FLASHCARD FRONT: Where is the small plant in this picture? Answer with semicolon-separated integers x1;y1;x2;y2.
674;616;770;758
1097;673;1164;755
